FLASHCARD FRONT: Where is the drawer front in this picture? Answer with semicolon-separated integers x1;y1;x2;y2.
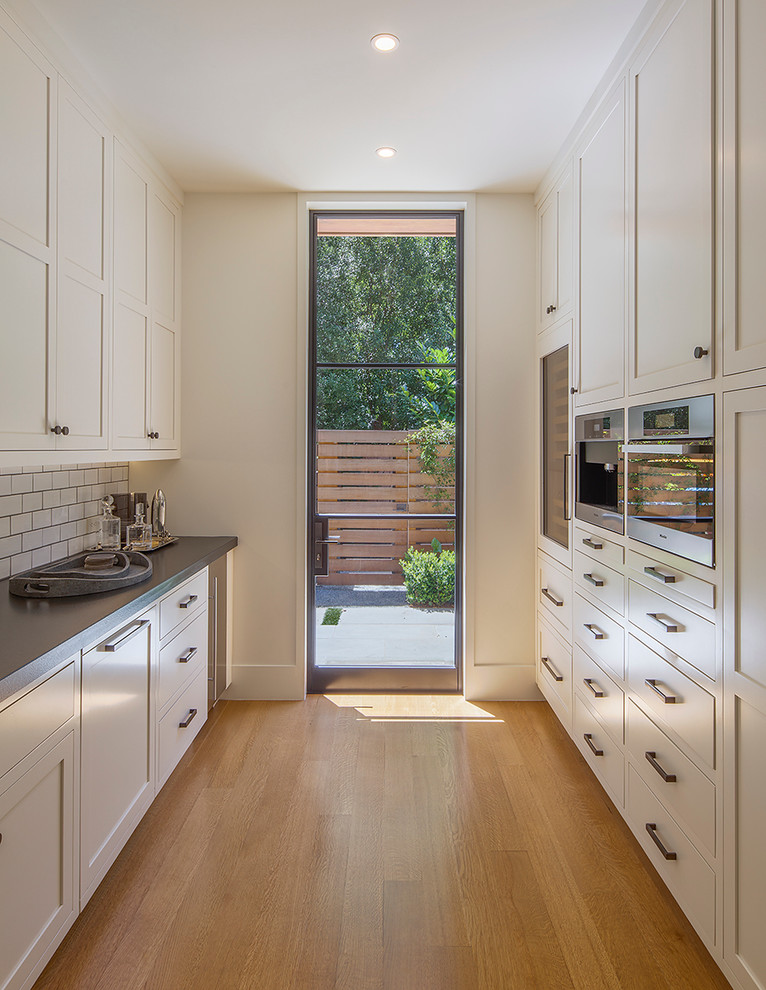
573;646;624;745
628;581;716;680
159;569;208;641
158;608;208;712
628;636;715;769
628;550;715;611
538;619;572;713
575;527;625;570
158;667;208;788
627;765;715;944
0;662;76;780
574;550;625;615
573;593;625;679
538;554;572;634
573;694;624;804
626;701;715;856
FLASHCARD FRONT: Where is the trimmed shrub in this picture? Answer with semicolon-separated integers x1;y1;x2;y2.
400;539;455;607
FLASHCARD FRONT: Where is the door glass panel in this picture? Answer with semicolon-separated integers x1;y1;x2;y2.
542;345;569;547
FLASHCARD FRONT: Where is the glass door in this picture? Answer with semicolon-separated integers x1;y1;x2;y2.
542;344;570;549
307;212;463;693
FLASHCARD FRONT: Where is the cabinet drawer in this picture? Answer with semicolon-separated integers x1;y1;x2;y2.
573;593;625;679
628;581;716;680
0;662;76;780
628;550;715;611
573;694;624;804
573;646;624;745
574;550;625;615
575;527;625;570
538;553;572;634
627;700;715;856
158;608;208;712
538;619;572;713
158;667;207;789
159;569;207;641
627;765;715;944
628;636;715;769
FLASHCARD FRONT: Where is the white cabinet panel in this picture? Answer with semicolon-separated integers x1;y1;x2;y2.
112;302;148;449
576;82;625;405
0;731;76;990
56;275;106;444
150;322;176;449
538;165;573;330
573;693;624;804
150;193;177;325
724;0;766;375
0;662;76;780
114;149;147;307
0;241;51;446
539;195;557;327
630;0;715;393
0;18;52;249
81;613;154;904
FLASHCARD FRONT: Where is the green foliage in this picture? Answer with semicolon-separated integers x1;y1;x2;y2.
321;607;343;625
400;329;456;426
400;539;456;607
404;420;456;512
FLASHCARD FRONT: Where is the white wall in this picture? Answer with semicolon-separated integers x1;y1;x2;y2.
132;191;538;700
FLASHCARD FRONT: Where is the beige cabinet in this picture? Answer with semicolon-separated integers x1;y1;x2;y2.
629;0;715;394
722;0;766;376
112;144;180;452
574;80;626;406
80;609;155;906
723;386;766;990
538;164;573;330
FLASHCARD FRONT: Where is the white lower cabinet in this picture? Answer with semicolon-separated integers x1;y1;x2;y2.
158;667;207;790
80;610;155;906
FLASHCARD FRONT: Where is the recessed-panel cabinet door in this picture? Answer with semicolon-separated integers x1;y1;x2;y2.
723;0;766;375
149;321;177;449
0;732;76;990
114;148;148;307
539;194;557;328
723;388;766;990
149;193;177;326
112;302;149;449
56;275;106;445
576;82;626;406
630;0;715;394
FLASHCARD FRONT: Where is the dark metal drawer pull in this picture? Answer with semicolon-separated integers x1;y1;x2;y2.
541;656;563;682
541;587;564;607
583;678;604;698
645;678;677;704
583;537;603;550
179;708;198;729
104;619;150;652
583;573;604;587
646;823;677;860
179;647;198;664
583;733;603;757
645;751;677;783
644;565;675;584
646;612;679;633
179;594;198;609
583;622;604;640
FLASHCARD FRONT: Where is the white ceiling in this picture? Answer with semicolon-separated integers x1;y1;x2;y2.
29;0;647;193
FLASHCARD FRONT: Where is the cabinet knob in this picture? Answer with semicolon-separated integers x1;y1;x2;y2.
693;346;709;359
50;425;70;436
570;387;578;395
147;431;160;439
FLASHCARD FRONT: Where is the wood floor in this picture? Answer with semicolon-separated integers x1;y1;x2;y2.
35;696;732;990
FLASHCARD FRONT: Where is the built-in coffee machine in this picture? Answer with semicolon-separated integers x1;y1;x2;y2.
575;409;624;534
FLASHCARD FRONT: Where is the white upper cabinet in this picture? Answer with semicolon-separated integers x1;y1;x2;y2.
723;0;766;376
538;163;573;330
629;0;715;394
56;81;111;450
0;13;55;451
112;145;180;452
574;80;627;406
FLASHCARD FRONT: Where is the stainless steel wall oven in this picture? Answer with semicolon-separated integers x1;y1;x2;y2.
575;409;624;534
624;394;715;566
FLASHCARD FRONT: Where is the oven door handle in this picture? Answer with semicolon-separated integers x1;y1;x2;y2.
622;443;705;455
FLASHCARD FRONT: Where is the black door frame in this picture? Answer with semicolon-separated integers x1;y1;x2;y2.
307;209;464;693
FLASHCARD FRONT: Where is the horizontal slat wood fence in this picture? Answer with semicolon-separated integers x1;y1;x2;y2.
317;430;455;586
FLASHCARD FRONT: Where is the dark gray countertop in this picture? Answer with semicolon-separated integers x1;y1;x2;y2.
0;535;237;705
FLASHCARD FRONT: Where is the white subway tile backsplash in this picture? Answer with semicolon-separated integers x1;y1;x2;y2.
0;463;130;578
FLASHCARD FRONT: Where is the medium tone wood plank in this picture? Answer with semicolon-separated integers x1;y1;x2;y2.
33;697;732;990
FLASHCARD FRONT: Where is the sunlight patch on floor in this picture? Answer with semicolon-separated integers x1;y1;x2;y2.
324;694;504;723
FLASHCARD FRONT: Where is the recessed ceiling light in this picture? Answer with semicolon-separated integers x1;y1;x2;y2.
371;33;399;53
376;147;397;158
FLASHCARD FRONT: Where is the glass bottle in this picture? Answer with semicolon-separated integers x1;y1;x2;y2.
99;496;122;550
126;503;152;551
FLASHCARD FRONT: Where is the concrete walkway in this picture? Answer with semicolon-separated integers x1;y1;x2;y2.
315;604;455;667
